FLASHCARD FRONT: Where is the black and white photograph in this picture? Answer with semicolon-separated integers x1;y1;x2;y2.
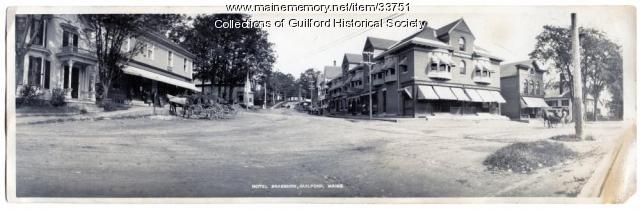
3;2;637;204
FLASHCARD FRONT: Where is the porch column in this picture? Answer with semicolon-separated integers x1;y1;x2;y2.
66;60;74;99
88;65;96;102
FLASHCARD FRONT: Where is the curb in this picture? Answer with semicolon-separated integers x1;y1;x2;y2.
577;130;628;198
325;115;398;123
18;112;156;125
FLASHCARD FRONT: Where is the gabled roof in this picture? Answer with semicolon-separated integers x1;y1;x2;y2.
435;18;474;38
364;36;397;51
378;26;449;59
323;66;342;80
343;53;363;64
500;59;547;77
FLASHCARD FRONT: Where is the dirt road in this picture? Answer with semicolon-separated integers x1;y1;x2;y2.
15;109;626;197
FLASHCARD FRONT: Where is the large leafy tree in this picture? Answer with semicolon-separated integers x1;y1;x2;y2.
174;14;276;102
268;71;297;101
299;68;321;102
79;14;185;102
529;25;623;120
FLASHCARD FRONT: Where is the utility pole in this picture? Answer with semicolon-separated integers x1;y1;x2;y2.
363;51;374;120
263;79;267;109
571;13;585;139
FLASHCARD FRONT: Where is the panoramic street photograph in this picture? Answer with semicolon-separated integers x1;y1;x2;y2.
6;5;635;202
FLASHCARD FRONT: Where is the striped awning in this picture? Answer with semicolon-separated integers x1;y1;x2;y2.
521;97;549;108
417;85;439;100
402;86;413;99
450;87;470;101
476;89;497;102
123;66;200;92
464;88;484;102
432;86;457;100
491;91;507;103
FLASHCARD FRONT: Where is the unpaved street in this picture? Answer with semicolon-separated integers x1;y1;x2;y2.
16;109;626;197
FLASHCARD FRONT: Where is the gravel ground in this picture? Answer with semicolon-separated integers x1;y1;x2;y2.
15;109;626;197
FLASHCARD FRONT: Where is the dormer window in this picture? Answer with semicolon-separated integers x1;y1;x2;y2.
458;37;466;51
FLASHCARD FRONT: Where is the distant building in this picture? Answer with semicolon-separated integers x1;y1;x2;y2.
319;62;343;112
500;60;549;120
194;75;254;107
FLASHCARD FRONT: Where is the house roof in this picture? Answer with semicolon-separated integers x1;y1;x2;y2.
365;36;397;50
323;66;342;80
344;53;363;64
436;18;475;38
500;59;547;77
142;30;196;59
378;26;449;58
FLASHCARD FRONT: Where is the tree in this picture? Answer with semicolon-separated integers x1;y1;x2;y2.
529;25;623;120
299;68;321;102
79;14;185;102
174;14;276;102
15;15;48;87
269;71;297;101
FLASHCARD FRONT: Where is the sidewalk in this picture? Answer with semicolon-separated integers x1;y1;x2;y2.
16;105;163;125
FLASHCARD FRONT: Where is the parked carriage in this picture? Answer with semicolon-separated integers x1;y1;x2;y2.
168;94;238;119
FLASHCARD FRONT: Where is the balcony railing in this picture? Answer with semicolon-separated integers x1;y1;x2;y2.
373;78;384;86
427;71;452;80
385;74;397;83
58;46;97;59
472;76;491;84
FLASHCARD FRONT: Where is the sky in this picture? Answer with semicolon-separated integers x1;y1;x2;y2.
252;6;635;79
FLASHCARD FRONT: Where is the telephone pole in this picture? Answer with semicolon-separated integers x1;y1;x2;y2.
571;13;585;139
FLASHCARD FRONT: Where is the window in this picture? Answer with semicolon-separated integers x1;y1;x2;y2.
431;63;438;71
145;43;155;59
184;58;188;72
458;37;466;51
168;51;174;67
63;31;79;48
44;60;50;89
561;99;570;106
475;69;482;77
523;80;529;93
482;70;488;77
400;65;408;73
30;18;46;46
459;61;466;74
389;68;395;75
535;82;541;95
27;56;42;87
529;81;535;94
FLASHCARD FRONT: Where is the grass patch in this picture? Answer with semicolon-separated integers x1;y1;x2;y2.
550;134;596;142
483;140;577;173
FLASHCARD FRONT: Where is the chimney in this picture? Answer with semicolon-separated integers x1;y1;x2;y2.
333;60;336;66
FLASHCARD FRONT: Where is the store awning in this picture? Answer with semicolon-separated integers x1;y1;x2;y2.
476;89;497;102
521;97;549;108
432;86;457;100
450;87;470;101
123;66;200;92
402;86;413;99
464;89;483;102
491;91;506;103
417;85;439;100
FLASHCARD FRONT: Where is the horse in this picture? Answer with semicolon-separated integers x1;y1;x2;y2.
542;109;562;128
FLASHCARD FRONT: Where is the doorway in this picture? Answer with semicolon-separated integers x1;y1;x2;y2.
71;67;80;99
